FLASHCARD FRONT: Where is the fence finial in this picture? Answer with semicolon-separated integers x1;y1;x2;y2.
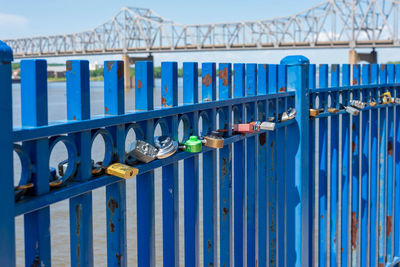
0;41;13;63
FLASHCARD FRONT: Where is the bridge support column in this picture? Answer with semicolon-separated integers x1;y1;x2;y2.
349;49;377;65
122;54;154;90
122;54;132;90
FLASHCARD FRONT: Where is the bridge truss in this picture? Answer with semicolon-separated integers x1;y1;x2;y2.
4;0;400;58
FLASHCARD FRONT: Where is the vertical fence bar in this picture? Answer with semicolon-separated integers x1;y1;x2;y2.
233;63;245;267
267;64;278;266
360;64;370;267
219;62;233;267
330;64;340;267
309;64;317;266
350;64;361;267
257;63;268;267
394;64;400;259
245;63;257;267
183;62;199;267
281;55;310;267
161;61;179;267
104;60;127;267
378;64;388;266
0;41;15;266
370;63;379;266
277;64;287;267
135;61;155;267
386;64;395;264
201;62;217;267
393;64;400;258
66;60;94;267
21;59;51;266
340;64;351;267
258;64;267;95
318;64;328;267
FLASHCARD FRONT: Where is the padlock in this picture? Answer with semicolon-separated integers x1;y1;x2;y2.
49;167;63;187
106;163;139;179
180;136;202;153
381;92;393;104
128;140;158;163
92;162;105;177
233;123;259;133
202;131;225;148
369;98;378;107
392;97;400;104
343;105;360;116
309;108;320;117
259;121;276;131
154;136;178;159
328;107;339;113
14;183;34;191
280;108;296;122
350;99;366;109
58;159;68;177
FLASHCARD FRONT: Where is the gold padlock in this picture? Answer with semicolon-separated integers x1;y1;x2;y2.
381;92;393;104
369;101;377;107
328;107;339;114
106;163;139;179
309;108;320;117
203;131;224;148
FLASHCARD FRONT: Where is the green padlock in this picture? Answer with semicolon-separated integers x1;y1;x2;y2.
183;136;202;153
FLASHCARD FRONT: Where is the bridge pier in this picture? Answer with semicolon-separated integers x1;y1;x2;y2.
349;49;377;65
122;54;153;90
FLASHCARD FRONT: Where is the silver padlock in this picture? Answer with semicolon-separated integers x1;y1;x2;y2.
392;97;400;104
350;100;366;109
128;140;158;163
154;136;178;159
279;107;296;122
344;105;360;116
259;121;276;131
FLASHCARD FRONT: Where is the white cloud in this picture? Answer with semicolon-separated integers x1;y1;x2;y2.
0;12;28;29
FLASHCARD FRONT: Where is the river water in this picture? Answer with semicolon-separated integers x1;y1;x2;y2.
13;79;213;266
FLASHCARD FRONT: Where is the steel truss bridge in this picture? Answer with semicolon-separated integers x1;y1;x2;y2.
4;0;400;58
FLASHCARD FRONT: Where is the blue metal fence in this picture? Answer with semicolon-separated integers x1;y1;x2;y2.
1;39;400;266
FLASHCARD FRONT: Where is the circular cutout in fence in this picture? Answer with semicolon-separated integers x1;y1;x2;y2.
178;114;191;143
48;135;78;187
13;144;33;199
198;111;211;136
91;129;114;168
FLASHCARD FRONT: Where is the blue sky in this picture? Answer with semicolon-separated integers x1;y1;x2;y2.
1;0;399;65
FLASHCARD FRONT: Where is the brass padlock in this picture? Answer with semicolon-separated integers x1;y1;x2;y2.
369;99;377;107
328;107;339;114
350;100;366;109
128;140;158;163
309;108;320;117
381;92;393;104
259;121;276;131
154;136;178;159
106;163;139;179
203;131;224;148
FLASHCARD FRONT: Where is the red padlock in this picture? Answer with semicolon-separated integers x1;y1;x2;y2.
233;121;261;133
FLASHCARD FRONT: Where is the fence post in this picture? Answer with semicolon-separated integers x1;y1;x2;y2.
0;41;16;266
281;55;310;267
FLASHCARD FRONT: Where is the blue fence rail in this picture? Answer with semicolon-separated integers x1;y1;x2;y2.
1;39;400;266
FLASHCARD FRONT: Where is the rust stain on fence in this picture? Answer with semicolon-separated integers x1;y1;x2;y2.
202;74;212;87
116;253;122;266
109;219;115;233
107;197;118;215
387;215;392;236
136;80;142;89
388;141;393;157
259;133;266;146
351;212;358;249
219;68;229;86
